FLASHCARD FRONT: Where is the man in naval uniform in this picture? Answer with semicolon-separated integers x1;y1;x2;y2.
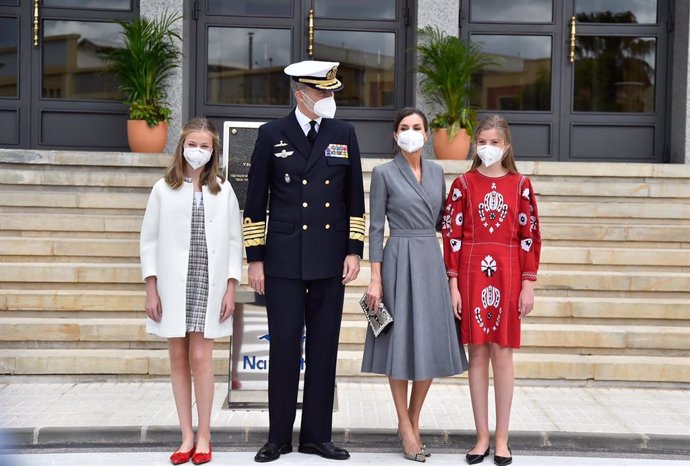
244;60;365;462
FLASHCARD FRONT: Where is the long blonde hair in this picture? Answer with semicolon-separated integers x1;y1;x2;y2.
469;114;519;174
165;118;224;194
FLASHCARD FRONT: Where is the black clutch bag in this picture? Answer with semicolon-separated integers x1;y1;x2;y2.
359;293;393;337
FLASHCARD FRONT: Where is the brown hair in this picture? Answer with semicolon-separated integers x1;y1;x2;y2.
392;107;429;154
165;118;224;194
468;114;519;174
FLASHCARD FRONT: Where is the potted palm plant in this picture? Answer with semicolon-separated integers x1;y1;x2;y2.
102;12;182;153
415;26;496;159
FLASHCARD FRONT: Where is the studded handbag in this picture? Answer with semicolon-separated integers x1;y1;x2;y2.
359;293;393;337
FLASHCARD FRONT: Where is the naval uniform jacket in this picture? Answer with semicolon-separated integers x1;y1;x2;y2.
243;110;365;280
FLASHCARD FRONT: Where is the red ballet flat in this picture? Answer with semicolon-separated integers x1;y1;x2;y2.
192;444;212;465
170;447;195;465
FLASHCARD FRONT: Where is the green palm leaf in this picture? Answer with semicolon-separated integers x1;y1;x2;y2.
101;11;182;126
415;26;497;139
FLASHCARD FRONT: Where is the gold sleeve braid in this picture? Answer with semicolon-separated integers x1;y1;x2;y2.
349;216;365;242
243;217;266;247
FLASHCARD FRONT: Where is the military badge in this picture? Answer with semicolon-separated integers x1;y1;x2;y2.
274;149;294;158
325;144;349;158
274;140;288;147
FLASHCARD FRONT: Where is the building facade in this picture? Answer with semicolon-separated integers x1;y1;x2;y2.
1;0;688;163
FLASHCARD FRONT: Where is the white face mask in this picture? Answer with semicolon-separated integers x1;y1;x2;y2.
396;129;425;153
183;147;212;170
302;92;337;119
476;145;504;167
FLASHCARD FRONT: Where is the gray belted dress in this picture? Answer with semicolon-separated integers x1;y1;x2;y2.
361;155;468;380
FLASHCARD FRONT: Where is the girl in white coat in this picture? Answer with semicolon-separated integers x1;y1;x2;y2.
140;118;243;465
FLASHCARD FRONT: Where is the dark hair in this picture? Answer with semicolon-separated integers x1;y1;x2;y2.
393;107;429;132
391;107;429;154
469;114;519;174
165;117;224;194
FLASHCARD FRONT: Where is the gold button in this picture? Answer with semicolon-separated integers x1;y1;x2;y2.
302;179;308;185
325;224;331;230
325;202;331;208
302;202;308;208
324;180;330;185
303;224;308;230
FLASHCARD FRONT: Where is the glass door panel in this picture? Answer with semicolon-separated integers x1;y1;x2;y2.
470;34;552;111
41;20;123;100
207;0;293;17
206;27;292;105
574;35;656;112
315;0;396;20
0;17;18;97
469;0;553;23
462;0;667;162
314;30;395;107
43;0;132;11
575;0;657;23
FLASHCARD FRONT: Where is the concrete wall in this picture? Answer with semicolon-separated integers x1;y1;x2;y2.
415;0;460;158
140;0;184;154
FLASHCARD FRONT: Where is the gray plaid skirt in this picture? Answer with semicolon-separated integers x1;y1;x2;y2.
185;194;209;333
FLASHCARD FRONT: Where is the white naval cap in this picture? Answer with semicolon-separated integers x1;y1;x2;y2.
283;60;344;91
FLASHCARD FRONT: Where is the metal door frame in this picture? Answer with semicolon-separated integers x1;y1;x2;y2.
460;0;671;162
189;0;416;156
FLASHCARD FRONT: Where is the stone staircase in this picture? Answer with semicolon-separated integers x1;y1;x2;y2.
1;150;689;383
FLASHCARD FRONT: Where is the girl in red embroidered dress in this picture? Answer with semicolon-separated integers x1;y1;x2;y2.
442;115;541;466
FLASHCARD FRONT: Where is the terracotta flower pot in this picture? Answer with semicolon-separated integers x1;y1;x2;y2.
432;128;471;160
127;120;168;153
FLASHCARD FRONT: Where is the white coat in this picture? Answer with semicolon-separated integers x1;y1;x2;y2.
140;178;243;339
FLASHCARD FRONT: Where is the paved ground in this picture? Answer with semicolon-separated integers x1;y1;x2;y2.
0;379;688;456
2;451;690;466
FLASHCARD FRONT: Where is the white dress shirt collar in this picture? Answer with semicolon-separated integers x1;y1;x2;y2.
295;106;321;137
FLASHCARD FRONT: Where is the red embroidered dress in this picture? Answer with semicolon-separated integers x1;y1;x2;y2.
442;171;541;348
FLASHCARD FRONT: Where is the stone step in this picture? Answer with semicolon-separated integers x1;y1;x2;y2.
1;317;688;354
4;153;690;198
1;348;688;383
5;167;690;202
0;191;149;211
6;151;690;179
3;237;688;269
2;262;688;293
0;168;160;190
2;290;688;322
0;150;170;168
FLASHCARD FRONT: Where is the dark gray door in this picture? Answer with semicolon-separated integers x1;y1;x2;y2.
191;0;415;157
462;0;670;162
0;0;137;150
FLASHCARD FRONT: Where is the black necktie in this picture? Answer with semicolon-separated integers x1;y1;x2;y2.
307;120;317;147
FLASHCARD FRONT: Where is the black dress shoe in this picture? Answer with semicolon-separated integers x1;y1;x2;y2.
254;442;292;463
298;441;350;460
493;446;512;466
465;446;490;465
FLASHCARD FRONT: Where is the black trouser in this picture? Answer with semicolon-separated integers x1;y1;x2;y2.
264;275;345;445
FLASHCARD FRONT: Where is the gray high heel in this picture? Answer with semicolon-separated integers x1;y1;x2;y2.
398;431;426;462
403;450;426;462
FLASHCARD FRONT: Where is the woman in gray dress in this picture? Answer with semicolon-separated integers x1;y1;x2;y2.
361;107;468;462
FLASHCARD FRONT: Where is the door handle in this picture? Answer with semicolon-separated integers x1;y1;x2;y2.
307;8;315;57
33;0;40;47
569;15;576;63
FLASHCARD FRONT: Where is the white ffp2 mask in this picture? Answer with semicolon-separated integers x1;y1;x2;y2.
303;93;337;119
183;147;212;170
476;145;504;167
396;130;425;153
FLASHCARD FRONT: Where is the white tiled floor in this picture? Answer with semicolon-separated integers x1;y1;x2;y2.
0;381;688;436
